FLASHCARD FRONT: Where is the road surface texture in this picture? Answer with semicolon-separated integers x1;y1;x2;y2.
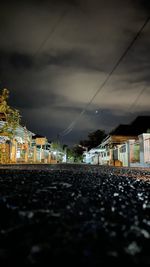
0;164;149;266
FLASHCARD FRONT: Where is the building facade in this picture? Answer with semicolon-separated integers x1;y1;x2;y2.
85;116;150;168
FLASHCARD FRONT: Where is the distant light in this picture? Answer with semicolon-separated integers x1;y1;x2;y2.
95;110;98;114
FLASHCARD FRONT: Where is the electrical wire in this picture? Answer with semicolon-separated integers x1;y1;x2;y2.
60;110;85;136
59;15;150;137
128;85;147;113
33;8;68;57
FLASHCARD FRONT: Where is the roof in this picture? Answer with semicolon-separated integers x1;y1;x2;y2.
110;124;132;135
32;134;46;139
110;116;150;136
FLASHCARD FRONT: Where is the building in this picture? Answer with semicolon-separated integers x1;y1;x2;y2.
99;116;150;167
83;146;106;165
31;134;53;163
0;121;34;163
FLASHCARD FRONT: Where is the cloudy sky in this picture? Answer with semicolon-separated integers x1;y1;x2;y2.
0;0;150;145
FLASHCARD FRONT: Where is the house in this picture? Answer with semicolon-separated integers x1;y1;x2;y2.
13;125;34;163
0;121;34;163
100;116;150;167
83;146;106;165
31;134;53;163
101;125;138;166
0;88;58;164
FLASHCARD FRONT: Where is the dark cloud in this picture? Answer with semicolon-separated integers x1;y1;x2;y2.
10;91;66;109
45;50;104;71
10;53;33;70
133;0;150;11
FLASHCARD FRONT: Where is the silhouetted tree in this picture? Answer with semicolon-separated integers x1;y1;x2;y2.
80;129;106;150
72;145;84;162
0;88;21;138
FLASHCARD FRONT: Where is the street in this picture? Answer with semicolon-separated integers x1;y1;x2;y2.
0;164;150;266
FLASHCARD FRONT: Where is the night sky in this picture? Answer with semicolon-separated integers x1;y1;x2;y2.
0;0;150;145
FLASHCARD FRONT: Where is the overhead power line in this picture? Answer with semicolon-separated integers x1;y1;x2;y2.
33;8;68;56
1;7;68;87
59;15;150;137
128;85;147;113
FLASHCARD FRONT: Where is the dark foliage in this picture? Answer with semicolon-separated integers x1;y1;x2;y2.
80;129;106;150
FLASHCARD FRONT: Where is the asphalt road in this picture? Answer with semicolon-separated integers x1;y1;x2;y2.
0;164;150;266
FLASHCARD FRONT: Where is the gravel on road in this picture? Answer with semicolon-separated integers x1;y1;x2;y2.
0;164;149;266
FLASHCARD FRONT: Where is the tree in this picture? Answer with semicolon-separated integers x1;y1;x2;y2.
51;141;67;162
80;129;106;150
72;145;84;162
66;147;75;163
0;88;21;138
51;141;63;152
0;88;21;163
65;145;84;163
